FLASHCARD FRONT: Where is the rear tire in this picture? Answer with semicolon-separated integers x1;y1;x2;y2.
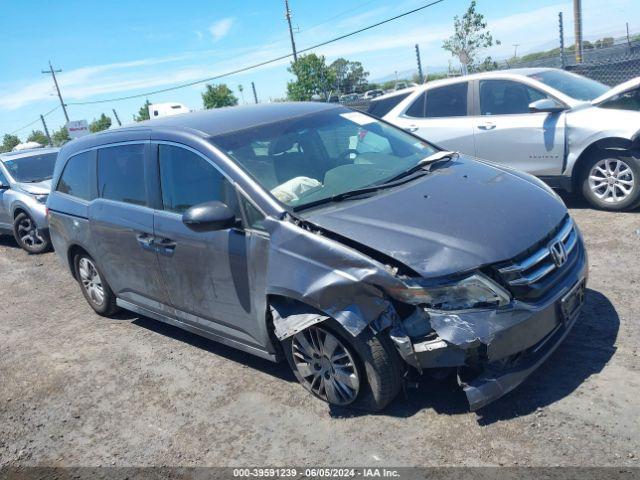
73;253;119;316
283;319;404;412
13;212;51;254
580;150;640;211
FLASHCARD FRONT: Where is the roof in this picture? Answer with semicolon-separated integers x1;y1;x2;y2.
127;102;340;137
0;147;59;161
371;68;557;102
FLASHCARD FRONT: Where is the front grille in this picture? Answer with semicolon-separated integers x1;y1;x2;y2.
495;216;581;301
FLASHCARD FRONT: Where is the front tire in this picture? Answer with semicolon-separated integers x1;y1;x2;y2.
73;253;119;316
283;320;404;411
580;151;640;211
13;212;51;254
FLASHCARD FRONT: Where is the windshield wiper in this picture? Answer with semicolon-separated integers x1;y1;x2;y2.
293;151;459;212
387;150;459;183
293;170;430;211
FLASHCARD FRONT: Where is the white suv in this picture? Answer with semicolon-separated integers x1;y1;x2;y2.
374;68;640;211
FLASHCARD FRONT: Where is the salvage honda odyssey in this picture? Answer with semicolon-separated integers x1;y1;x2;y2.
47;103;587;411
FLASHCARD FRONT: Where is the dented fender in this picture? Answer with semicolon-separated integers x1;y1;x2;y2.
264;216;407;341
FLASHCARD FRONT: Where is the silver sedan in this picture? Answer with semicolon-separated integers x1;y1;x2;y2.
376;68;640;211
0;148;59;253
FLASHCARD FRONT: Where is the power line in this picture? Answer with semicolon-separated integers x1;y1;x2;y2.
67;0;445;107
297;0;381;34
10;105;60;135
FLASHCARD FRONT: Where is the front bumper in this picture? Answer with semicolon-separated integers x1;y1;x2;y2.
391;243;588;411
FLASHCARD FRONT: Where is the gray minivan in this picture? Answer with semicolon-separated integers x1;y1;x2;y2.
47;103;587;411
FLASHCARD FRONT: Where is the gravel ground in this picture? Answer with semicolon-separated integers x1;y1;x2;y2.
0;194;639;468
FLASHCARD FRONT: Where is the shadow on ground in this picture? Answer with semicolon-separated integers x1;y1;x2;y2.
116;287;617;424
131;315;293;382
0;235;19;248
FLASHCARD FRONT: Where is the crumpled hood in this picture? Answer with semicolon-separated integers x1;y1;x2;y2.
592;75;640;104
15;179;51;195
303;157;567;278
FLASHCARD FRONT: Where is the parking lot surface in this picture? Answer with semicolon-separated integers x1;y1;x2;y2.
1;194;639;467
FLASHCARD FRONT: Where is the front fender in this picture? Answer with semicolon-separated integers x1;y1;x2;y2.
264;217;406;340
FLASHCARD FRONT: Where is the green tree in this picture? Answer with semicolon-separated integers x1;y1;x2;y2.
51;127;70;147
0;134;20;153
329;58;369;94
286;53;336;101
89;113;112;133
134;99;151;122
442;1;499;75
202;84;238;109
27;130;50;146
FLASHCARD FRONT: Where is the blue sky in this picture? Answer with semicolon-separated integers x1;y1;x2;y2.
1;0;638;138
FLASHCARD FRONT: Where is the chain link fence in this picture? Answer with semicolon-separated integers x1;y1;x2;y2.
507;38;640;86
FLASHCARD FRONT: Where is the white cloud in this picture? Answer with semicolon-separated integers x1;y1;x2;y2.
209;18;234;42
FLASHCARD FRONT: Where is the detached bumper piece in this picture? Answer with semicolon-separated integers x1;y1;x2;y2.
460;307;580;411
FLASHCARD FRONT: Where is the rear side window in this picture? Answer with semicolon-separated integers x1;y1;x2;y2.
56;151;93;201
425;83;468;117
97;144;147;206
159;144;236;214
404;83;468;118
405;92;426;117
367;92;410;118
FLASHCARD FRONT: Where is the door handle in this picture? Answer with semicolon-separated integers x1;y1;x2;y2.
405;125;419;132
155;237;177;256
477;122;496;130
136;233;155;252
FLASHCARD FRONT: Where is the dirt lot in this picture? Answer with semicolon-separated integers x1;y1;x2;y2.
1;194;639;468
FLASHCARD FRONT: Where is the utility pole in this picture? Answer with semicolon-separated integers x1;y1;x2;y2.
112;109;122;127
40;115;52;146
251;82;259;104
284;0;298;62
559;12;566;69
512;44;520;58
627;22;632;50
42;61;69;123
573;0;583;63
415;44;424;83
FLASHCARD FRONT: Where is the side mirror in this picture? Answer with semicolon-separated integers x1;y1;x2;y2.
529;98;565;113
0;181;8;190
182;201;236;232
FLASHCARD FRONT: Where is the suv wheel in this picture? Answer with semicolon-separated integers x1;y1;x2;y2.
74;253;119;316
13;212;50;254
581;151;640;211
282;320;403;411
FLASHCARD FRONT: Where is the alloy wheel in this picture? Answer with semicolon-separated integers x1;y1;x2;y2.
291;326;360;405
78;258;105;306
588;158;635;204
17;216;45;247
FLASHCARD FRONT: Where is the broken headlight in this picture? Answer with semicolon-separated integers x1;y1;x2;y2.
387;273;511;311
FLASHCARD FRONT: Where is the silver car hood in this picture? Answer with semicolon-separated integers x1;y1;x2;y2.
16;179;52;195
592;76;640;105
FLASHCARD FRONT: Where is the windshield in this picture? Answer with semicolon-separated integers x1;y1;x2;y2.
2;152;58;183
211;109;437;209
528;70;609;101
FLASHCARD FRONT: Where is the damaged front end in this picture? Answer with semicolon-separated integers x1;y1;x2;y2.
266;212;588;412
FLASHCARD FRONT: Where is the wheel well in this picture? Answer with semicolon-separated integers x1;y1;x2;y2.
67;244;90;279
12;207;26;220
572;137;634;189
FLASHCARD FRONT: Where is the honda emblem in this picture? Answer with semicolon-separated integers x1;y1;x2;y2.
549;240;568;267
